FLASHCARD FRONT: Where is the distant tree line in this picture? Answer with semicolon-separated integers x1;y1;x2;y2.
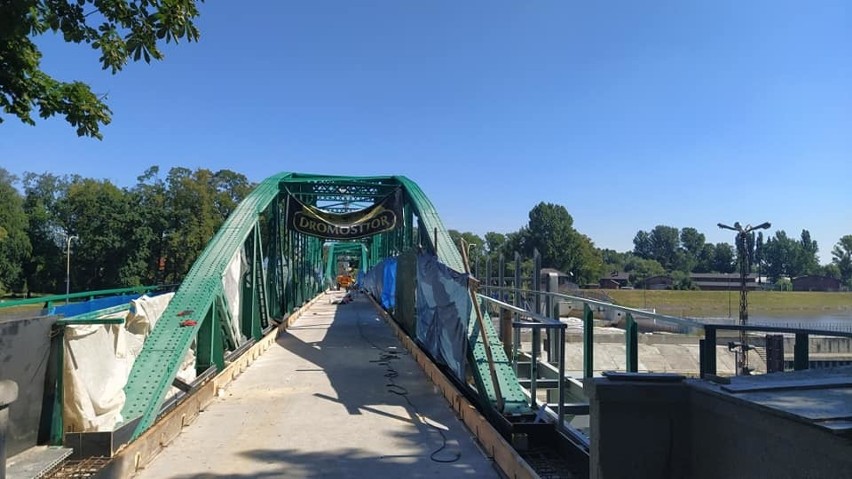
450;206;852;291
2;170;851;295
450;202;602;286
0;166;252;295
624;225;851;289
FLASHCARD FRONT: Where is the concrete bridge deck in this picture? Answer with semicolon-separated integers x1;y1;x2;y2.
134;291;499;479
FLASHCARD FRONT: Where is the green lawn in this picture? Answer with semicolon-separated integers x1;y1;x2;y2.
606;289;852;318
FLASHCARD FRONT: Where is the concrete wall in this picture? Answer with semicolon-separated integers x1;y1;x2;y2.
585;376;690;479
0;316;56;457
586;375;852;479
689;389;852;479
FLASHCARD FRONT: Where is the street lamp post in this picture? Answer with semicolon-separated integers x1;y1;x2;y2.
717;221;771;375
65;234;79;304
466;242;478;278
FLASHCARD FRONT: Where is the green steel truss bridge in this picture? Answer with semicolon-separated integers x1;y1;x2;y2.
119;173;533;440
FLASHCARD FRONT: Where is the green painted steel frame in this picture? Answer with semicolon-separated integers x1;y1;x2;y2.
324;242;369;286
122;173;329;439
121;172;529;441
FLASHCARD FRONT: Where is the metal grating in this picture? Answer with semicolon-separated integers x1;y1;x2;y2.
46;457;110;479
521;447;580;479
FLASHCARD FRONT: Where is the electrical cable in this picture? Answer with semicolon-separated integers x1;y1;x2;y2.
355;303;461;464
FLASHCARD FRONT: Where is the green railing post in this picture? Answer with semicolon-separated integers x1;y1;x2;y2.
626;313;638;373
794;333;809;370
583;303;594;378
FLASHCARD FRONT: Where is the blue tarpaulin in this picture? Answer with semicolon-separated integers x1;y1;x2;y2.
362;253;470;382
48;294;141;317
415;253;470;381
381;258;397;309
362;261;384;300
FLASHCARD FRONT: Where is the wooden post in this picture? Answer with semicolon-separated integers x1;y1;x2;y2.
461;239;505;412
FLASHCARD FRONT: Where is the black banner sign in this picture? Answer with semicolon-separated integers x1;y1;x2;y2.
286;189;402;240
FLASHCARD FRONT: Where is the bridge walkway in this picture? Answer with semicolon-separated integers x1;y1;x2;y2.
135;291;499;478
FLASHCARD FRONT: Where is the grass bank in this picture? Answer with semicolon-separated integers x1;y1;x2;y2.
605;290;852;318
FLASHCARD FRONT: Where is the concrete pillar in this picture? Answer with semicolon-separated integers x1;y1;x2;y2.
0;380;19;479
585;374;689;479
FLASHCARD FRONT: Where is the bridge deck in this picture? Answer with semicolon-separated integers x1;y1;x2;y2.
135;291;498;478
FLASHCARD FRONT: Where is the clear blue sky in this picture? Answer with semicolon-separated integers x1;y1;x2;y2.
2;1;850;262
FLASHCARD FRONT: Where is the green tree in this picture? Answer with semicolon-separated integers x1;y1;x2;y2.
832;235;852;285
524;202;579;273
601;248;629;274
484;232;506;255
131;166;169;283
1;0;202;139
796;229;819;275
679;226;705;271
633;225;682;271
57;177;151;289
0;169;31;293
695;243;716;273
572;233;603;285
821;263;841;280
162;167;251;282
503;228;528;258
763;231;799;280
447;229;484;267
623;255;666;285
22;172;70;293
762;229;819;280
632;230;652;259
712;242;735;273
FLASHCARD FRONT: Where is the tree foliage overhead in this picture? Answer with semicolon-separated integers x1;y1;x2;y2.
0;0;203;139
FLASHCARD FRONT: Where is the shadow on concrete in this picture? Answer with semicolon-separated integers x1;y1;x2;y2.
164;439;488;478
273;293;415;416
161;292;491;477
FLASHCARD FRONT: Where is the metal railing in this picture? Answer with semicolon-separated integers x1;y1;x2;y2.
700;323;852;377
483;283;852;378
477;294;567;427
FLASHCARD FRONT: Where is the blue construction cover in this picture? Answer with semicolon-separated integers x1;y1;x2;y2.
362;261;384;299
381;258;397;309
415;253;470;381
48;294;141;317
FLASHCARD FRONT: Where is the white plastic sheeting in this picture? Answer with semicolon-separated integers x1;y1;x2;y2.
63;292;198;433
222;248;246;346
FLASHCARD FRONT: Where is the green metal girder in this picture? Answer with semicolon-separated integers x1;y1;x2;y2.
121;172;528;441
324;242;369;284
122;174;293;438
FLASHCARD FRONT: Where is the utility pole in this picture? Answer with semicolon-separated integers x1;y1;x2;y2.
65;234;79;304
718;221;771;375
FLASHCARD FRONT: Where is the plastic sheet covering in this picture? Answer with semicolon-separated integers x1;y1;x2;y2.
63;292;196;432
222;248;246;345
381;257;397;310
415;254;470;381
